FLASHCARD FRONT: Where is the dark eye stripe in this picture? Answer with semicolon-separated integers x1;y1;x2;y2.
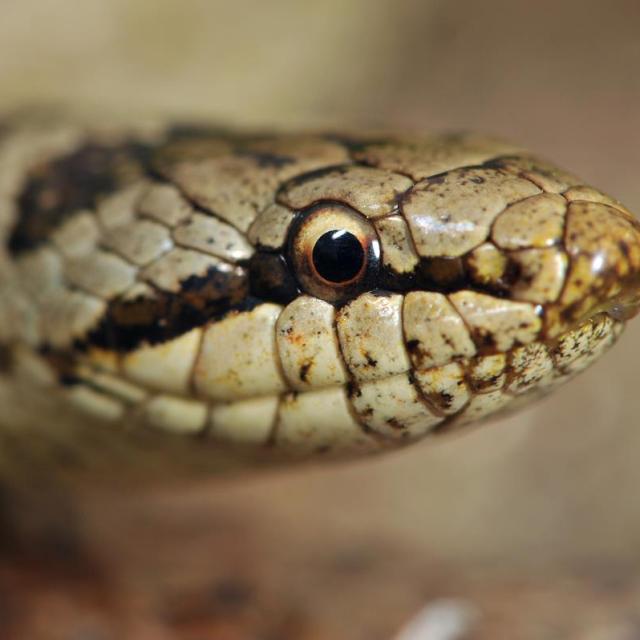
84;263;249;353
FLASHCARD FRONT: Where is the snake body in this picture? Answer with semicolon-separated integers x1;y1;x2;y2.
1;113;639;481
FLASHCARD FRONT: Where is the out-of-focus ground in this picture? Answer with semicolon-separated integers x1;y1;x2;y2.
1;1;640;637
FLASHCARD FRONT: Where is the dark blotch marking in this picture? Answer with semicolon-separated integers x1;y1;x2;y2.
347;381;362;399
9;141;152;254
419;257;467;291
501;257;524;289
386;417;404;430
249;251;300;305
86;264;249;352
465;252;521;296
378;265;417;292
560;299;589;325
59;373;81;387
299;361;312;383
39;347;79;385
474;330;499;351
618;239;630;260
405;338;433;369
471;374;502;393
435;391;455;410
363;352;378;367
406;339;420;355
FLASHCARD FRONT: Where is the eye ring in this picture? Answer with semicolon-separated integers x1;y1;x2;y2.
288;203;381;304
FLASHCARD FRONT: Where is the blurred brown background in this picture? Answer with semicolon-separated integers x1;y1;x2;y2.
1;1;640;638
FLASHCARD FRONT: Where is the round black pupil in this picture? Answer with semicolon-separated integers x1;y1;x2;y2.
312;230;365;283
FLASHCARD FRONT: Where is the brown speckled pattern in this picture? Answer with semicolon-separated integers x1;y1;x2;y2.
1;114;639;472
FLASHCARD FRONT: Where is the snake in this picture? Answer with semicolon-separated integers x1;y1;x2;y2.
0;111;639;485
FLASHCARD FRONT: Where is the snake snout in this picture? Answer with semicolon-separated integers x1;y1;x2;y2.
545;200;640;336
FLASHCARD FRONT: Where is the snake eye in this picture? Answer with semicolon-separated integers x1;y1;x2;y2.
289;203;380;304
312;230;365;283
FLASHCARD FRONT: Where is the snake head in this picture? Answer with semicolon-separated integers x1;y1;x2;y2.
246;138;640;450
3;125;640;476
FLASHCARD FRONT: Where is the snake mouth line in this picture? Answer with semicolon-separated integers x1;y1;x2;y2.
28;303;621;459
